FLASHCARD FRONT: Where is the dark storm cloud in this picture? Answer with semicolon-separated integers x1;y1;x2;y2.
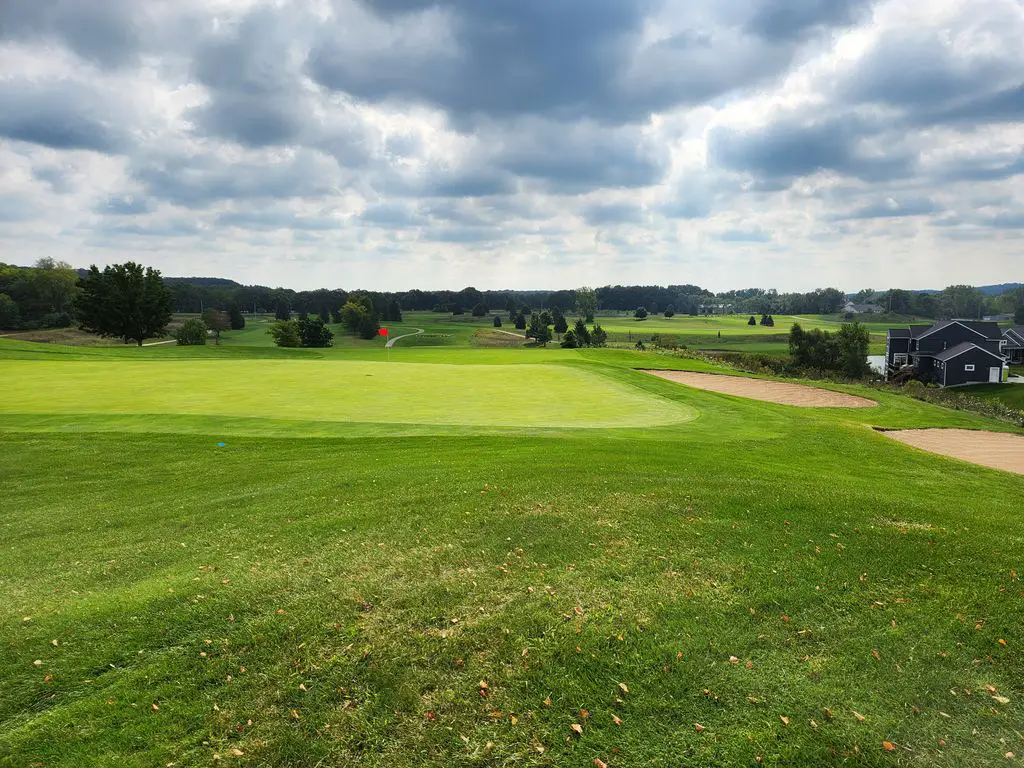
0;80;130;154
308;0;869;126
744;0;873;41
0;0;144;68
708;117;913;183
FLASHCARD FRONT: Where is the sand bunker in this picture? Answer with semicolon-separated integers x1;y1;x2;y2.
882;429;1024;475
643;370;876;408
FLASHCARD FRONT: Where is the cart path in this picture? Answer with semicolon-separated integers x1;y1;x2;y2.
494;329;526;338
386;328;424;348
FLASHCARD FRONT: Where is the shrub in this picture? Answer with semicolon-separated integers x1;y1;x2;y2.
471;303;487;317
493;315;502;328
590;323;608;347
573;318;591;347
268;319;301;347
634;306;648;320
560;329;578;348
176;318;208;346
0;293;21;329
40;312;72;328
297;315;334;347
664;304;675;318
748;315;756;326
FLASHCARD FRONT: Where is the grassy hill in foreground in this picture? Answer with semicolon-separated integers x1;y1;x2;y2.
1;340;1021;767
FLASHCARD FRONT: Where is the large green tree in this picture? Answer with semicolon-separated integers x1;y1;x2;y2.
33;258;80;314
77;262;174;346
575;287;597;323
202;309;230;345
0;293;20;329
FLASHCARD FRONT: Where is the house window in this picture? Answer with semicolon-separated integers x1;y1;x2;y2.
893;354;908;366
964;364;975;372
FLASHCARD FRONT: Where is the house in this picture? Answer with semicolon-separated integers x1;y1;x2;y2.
1004;327;1024;364
843;300;883;314
885;320;1006;386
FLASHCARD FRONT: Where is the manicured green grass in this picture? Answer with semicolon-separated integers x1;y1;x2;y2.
1;339;1022;767
961;383;1024;409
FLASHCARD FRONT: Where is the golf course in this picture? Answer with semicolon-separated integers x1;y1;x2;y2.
1;330;1022;767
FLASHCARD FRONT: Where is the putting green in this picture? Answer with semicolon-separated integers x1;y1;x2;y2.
0;360;697;429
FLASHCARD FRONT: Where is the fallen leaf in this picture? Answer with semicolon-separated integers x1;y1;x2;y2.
853;711;866;723
229;749;243;757
694;723;706;733
51;639;58;646
883;741;895;752
424;711;436;721
985;684;998;693
33;660;42;667
570;723;583;736
780;716;790;726
299;684;307;692
594;760;608;768
809;719;818;728
993;695;1011;705
612;715;622;726
510;715;518;725
619;682;629;695
151;703;159;711
745;661;754;669
871;649;881;661
290;709;300;720
729;656;739;665
543;696;552;707
781;615;790;623
579;709;590;720
998;639;1007;647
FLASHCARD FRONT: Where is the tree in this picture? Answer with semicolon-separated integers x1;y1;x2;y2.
634;306;648;320
748;315;756;326
576;287;597;323
268;320;301;347
526;313;552;346
275;301;291;320
553;309;568;335
297;315;334;347
573;318;592;347
175;318;207;346
472;302;488;317
33;258;79;314
452;303;464;315
835;322;871;379
590;323;608;347
514;311;527;330
493;315;502;328
227;303;246;330
0;293;21;329
387;299;403;322
340;294;379;338
664;304;675;318
76;262;174;346
540;310;553;326
760;314;774;327
1016;305;1024;325
560;329;578;348
202;309;230;345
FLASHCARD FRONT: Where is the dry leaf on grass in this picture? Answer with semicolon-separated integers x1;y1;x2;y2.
694;723;706;733
570;723;583;736
853;711;866;723
883;741;895;752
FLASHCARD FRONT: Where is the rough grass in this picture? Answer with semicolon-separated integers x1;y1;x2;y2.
1;341;1023;767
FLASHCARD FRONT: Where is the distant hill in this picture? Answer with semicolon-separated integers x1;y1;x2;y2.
163;277;245;289
912;283;1021;296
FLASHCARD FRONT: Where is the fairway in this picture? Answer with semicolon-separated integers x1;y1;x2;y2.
0;360;696;429
3;340;1023;768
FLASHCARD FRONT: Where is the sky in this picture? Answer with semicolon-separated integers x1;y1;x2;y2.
1;0;1022;292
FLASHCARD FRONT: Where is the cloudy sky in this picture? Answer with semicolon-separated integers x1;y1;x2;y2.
1;0;1022;292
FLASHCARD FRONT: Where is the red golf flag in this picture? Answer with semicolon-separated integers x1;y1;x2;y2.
379;327;389;336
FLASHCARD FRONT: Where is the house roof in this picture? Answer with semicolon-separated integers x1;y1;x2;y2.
887;328;911;338
932;342;1006;363
916;319;1001;342
909;325;933;338
1004;327;1024;346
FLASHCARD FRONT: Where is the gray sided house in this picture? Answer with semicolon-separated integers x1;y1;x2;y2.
885;320;1006;386
1004;327;1024;364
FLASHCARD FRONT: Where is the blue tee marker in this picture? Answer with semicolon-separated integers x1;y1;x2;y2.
217;442;226;448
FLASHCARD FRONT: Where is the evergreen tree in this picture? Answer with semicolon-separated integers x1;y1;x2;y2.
590;323;608;347
76;262;174;346
388;299;403;322
0;293;20;330
1015;305;1024;325
514;311;527;330
573;318;592;347
634;306;648;319
527;313;552;346
664;304;675;318
471;302;488;317
227;302;246;330
275;301;291;320
553;308;568;335
748;315;756;326
540;311;553;326
493;315;502;328
560;329;578;348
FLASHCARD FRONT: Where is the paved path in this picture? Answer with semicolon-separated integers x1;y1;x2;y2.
142;339;178;347
494;329;526;338
385;328;424;348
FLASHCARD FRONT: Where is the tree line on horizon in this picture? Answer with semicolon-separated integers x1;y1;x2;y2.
2;260;1023;336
